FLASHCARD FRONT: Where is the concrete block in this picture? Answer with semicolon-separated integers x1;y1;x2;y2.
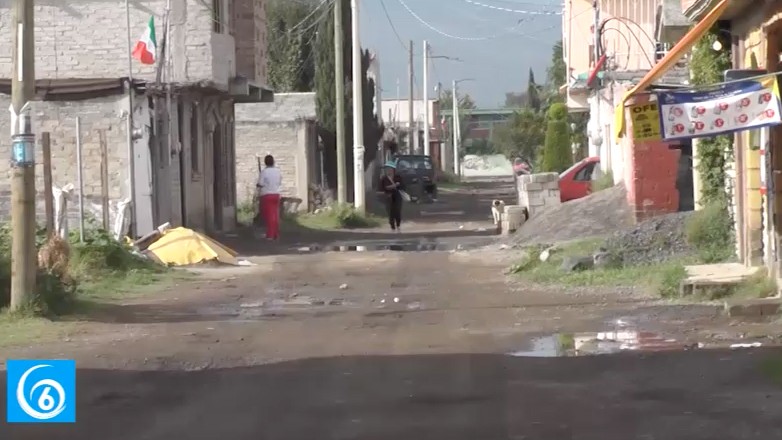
530;172;559;183
724;298;782;317
544;180;560;190
524;182;543;191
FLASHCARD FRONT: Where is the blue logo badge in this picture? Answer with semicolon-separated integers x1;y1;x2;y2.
6;360;76;423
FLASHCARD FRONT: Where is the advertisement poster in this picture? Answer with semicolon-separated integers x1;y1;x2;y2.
628;102;661;141
656;74;782;141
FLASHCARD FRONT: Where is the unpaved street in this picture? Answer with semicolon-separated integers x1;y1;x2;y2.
2;178;782;439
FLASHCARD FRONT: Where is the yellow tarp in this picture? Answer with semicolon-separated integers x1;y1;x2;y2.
146;227;240;266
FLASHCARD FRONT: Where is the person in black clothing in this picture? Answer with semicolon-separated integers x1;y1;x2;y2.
381;161;405;231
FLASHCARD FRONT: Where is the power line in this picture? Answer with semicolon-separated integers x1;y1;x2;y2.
396;0;530;41
286;0;334;34
379;0;408;51
463;0;561;15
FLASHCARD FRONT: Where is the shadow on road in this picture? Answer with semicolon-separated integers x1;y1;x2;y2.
2;349;781;439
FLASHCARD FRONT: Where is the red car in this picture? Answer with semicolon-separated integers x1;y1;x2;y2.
559;156;600;202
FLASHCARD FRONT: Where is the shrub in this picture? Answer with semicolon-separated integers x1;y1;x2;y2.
541;103;573;173
654;264;688;298
685;201;735;263
330;204;381;228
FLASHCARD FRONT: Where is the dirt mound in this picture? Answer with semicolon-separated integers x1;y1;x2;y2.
606;211;695;265
510;184;633;245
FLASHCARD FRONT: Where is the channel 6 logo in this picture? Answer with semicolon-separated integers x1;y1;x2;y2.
6;359;76;423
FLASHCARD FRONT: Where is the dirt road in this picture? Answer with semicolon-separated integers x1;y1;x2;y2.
2;177;782;439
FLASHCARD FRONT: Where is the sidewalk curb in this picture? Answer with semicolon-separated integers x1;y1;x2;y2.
724;298;782;318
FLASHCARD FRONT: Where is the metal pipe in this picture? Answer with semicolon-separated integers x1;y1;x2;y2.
124;0;137;235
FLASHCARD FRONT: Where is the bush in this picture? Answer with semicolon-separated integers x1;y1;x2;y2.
685;201;735;263
654;264;688;298
541;104;573;173
1;225;164;316
330;204;381;228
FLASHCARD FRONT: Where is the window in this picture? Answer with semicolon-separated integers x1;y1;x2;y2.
212;0;225;33
574;162;596;182
190;104;201;175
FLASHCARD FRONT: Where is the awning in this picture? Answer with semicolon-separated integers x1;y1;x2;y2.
613;0;731;140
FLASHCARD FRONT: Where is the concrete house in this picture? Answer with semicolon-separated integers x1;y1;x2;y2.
0;0;272;237
561;0;694;221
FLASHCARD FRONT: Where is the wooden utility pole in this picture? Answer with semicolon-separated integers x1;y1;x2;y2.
10;0;36;311
334;0;347;204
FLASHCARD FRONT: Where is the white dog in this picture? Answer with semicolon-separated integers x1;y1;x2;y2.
491;199;506;225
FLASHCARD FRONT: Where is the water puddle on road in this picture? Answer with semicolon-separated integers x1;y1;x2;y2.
508;331;698;358
295;241;481;253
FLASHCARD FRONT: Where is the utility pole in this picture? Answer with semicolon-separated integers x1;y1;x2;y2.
422;40;430;156
334;0;347;204
351;0;365;212
407;40;414;154
10;0;36;311
452;80;459;176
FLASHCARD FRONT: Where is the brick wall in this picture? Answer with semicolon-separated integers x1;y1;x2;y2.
0;1;228;85
233;0;268;85
235;121;302;205
0;94;130;227
516;173;562;216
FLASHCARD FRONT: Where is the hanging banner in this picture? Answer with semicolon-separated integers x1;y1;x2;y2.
656;74;782;141
628;102;662;141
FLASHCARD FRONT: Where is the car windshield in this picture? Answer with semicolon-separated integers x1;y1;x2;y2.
397;156;432;171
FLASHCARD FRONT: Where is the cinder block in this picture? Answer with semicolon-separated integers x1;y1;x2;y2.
524;182;543;191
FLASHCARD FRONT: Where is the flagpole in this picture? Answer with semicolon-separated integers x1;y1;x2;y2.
165;0;172;163
124;0;137;234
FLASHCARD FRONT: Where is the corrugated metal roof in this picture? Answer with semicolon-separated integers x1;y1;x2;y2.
0;78;144;100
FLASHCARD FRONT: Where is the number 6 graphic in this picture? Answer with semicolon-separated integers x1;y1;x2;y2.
15;364;67;420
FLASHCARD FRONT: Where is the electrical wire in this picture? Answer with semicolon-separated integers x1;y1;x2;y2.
396;0;531;41
380;0;409;51
463;0;561;15
598;17;654;68
286;0;334;34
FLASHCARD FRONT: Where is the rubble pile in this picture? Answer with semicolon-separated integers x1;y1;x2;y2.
605;211;695;265
510;184;633;246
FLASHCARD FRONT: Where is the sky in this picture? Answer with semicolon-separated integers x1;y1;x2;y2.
359;0;563;108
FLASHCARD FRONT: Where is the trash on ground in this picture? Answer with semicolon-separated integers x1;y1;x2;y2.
144;227;241;266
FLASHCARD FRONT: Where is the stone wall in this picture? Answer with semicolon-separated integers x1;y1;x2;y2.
516;173;561;216
235;121;302;205
0;94;130;227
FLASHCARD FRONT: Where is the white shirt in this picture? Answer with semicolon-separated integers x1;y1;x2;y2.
257;166;282;196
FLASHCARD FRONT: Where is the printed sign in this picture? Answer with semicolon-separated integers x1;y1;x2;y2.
629;102;661;141
656;74;782;141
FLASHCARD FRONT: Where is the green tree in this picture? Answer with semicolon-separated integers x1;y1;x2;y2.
526;68;541;112
541;103;573;172
314;0;382;190
266;0;318;92
491;109;545;161
690;28;733;204
544;40;567;108
441;89;476;154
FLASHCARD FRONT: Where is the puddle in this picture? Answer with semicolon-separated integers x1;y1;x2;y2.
296;241;481;253
508;331;697;358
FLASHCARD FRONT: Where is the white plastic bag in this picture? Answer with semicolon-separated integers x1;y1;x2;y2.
113;198;131;241
52;183;75;239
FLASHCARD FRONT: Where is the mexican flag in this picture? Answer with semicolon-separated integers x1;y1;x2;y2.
132;16;157;65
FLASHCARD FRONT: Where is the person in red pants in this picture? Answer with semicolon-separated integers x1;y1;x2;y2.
256;154;282;240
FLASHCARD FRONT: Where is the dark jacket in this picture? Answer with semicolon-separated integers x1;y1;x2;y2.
381;174;405;203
